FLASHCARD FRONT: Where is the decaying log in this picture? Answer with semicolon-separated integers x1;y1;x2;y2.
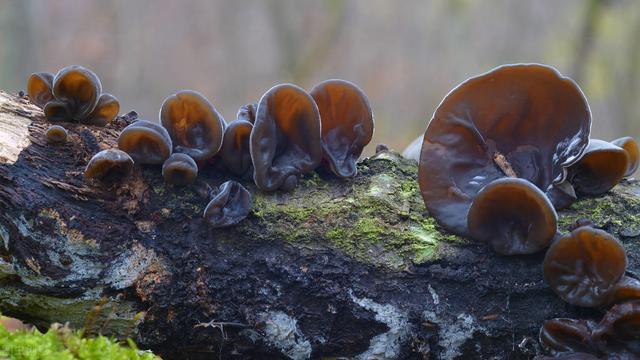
0;90;639;359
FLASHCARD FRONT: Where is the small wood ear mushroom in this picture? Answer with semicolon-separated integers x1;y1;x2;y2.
203;180;252;228
237;102;257;124
162;153;198;186
467;177;558;255
84;149;134;183
539;318;597;356
221;120;253;177
85;93;120;126
118;120;172;164
160;90;225;161
27;72;54;108
250;84;322;191
419;64;591;236
568;139;628;195
612;136;639;177
605;277;640;307
592;301;640;353
310;79;374;178
543;225;627;307
45;125;68;144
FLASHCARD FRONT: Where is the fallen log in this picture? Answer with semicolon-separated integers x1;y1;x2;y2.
0;91;639;359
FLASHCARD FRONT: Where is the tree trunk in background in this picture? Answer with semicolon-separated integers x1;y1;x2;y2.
1;91;640;359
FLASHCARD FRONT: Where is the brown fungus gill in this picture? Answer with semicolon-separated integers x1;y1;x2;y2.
539;318;597;356
310;79;374;178
605;277;640;307
467;177;558;255
612;136;639;177
250;83;322;191
543;225;627;308
203;180;252;228
45;125;68;144
221;119;254;177
418;64;591;237
567;139;628;196
84;149;134;183
160;90;225;161
118;120;173;164
592;301;640;353
162;153;198;186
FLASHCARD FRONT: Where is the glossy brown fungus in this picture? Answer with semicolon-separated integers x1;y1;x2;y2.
221;120;253;177
45;125;68;144
467;177;558;255
605;277;640;307
568;139;628;195
160;90;225;161
543;225;627;307
203;180;252;228
539;318;597;355
612;136;639;177
118;120;173;164
310;79;374;178
27;72;54;108
593;301;640;353
84;149;134;183
250;83;322;191
545;180;578;211
162;153;198;186
418;64;591;236
85;93;120;126
237;102;257;124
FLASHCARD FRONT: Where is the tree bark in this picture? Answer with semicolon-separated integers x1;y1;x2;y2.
0;91;639;359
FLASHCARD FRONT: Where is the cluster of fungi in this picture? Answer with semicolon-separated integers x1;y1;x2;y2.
418;64;639;358
27;66;374;228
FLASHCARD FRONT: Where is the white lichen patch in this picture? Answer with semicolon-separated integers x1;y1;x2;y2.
350;291;409;360
367;174;397;199
0;223;10;251
104;242;163;290
259;311;312;360
0;92;33;164
423;310;484;359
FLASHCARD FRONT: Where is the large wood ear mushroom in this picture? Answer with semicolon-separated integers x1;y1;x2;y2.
250;84;322;191
539;318;597;356
160;90;225;161
27;72;54;108
162;153;198;186
612;136;639;177
221;120;253;177
48;65;102;122
543;225;627;307
84;149;134;183
203;180;252;228
310;79;374;178
568;139;628;195
118;120;173;165
467;177;557;255
418;64;591;236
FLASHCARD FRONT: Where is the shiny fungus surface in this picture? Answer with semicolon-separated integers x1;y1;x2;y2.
310;79;374;178
27;72;54;108
45;125;68;144
543;226;627;307
568;139;628;195
162;153;198;186
84;149;134;182
221;119;253;176
160;90;225;161
467;177;557;255
539;318;597;355
612;136;639;177
203;180;252;228
593;301;640;350
250;83;322;191
418;64;591;236
606;277;640;307
118;120;172;164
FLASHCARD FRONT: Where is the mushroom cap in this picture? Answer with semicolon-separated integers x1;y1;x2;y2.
310;79;374;178
568;139;628;195
545;180;577;211
118;120;173;165
45;125;68;144
85;93;120;126
605;277;640;307
221;119;253;176
467;177;558;255
250;83;322;191
84;149;134;182
543;226;627;307
539;318;597;355
27;72;54;108
418;64;591;236
162;153;198;186
52;65;102;121
237;102;257;124
160;90;225;161
612;136;639;177
593;301;640;345
203;180;252;228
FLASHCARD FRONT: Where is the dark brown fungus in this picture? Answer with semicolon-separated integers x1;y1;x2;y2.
568;139;628;195
118;120;172;164
85;93;120;126
612;137;639;177
160;90;225;161
203;180;252;228
543;226;627;307
45;125;68;144
310;79;374;178
48;65;102;121
221;120;253;176
467;177;557;255
162;153;198;186
84;149;134;182
237;102;257;124
545;180;577;211
593;301;640;353
418;64;590;236
539;318;597;355
27;72;54;108
605;277;640;307
250;84;322;191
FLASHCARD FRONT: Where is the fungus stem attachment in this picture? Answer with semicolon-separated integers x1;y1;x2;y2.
493;151;517;177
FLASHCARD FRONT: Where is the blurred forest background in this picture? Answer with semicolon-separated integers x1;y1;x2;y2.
0;0;639;157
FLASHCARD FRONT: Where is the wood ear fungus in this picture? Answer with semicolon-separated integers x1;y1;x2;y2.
593;301;640;353
118;120;172;164
203;180;252;228
27;72;54;108
467;177;558;255
310;79;374;178
539;318;597;355
568;139;628;195
160;90;225;161
84;149;134;182
237;102;257;124
250;84;322;191
612;136;639;177
162;153;198;186
221;120;253;177
45;125;68;144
